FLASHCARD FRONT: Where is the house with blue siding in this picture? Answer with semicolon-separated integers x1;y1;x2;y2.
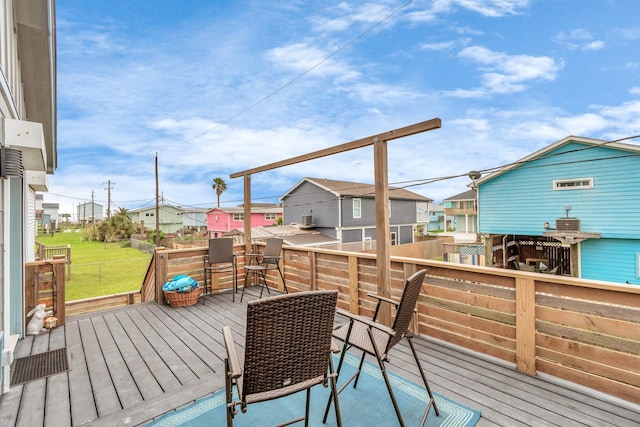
476;135;640;285
281;177;431;245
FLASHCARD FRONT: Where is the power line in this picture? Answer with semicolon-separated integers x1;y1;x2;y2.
183;0;416;143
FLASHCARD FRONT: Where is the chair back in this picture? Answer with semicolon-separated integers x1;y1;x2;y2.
261;238;283;265
208;238;234;265
242;290;338;399
388;269;427;350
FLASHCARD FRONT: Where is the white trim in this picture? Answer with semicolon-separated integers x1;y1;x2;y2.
552;177;594;190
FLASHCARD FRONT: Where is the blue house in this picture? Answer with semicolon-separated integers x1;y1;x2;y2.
281;177;432;245
476;135;640;285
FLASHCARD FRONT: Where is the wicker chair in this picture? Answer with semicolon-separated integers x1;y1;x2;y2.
323;269;439;427
241;238;287;302
223;290;343;427
203;238;238;302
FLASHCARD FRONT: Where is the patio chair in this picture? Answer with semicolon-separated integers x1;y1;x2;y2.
323;269;440;427
203;238;238;302
223;290;343;427
241;238;287;302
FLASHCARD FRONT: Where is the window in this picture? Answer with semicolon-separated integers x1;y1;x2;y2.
553;178;594;190
390;232;397;246
353;198;361;218
233;213;244;221
265;213;276;220
145;212;154;217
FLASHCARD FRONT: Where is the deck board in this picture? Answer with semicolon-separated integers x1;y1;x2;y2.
1;288;638;427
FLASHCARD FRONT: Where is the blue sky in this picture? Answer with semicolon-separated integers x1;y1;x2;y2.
49;0;640;218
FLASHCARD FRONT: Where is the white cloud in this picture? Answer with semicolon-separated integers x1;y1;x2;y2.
630;87;640;95
264;43;360;81
555;28;604;51
448;46;560;97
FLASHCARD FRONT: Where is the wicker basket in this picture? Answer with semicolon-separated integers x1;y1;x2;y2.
164;287;203;307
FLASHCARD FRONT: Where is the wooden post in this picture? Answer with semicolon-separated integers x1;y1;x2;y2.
53;260;66;325
515;276;536;375
374;138;391;325
348;255;359;314
243;175;252;257
155;249;169;304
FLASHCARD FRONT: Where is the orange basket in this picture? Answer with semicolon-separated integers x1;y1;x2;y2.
163;287;203;307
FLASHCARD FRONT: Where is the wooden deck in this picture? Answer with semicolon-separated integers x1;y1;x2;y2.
1;288;638;427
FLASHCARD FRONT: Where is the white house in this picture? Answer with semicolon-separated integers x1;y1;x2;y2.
0;0;57;394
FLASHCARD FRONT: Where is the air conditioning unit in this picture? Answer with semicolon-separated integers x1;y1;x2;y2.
556;218;580;232
301;215;313;226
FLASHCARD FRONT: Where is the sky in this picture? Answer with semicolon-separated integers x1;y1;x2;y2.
49;0;640;219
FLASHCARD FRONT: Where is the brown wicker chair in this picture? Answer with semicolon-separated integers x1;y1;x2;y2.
223;290;342;427
203;238;238;302
241;237;287;302
323;269;439;427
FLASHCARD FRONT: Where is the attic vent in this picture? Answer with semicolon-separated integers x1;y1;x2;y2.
556;218;581;232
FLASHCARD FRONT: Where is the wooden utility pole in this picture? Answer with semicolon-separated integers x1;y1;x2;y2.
155;153;160;246
103;180;115;219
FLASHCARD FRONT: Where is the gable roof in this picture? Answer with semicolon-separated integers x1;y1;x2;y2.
206;206;282;214
281;177;432;202
443;189;476;202
476;135;640;185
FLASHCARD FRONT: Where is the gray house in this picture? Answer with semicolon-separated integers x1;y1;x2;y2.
281;177;432;245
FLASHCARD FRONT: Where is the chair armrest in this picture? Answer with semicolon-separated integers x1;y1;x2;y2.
367;293;399;308
335;308;396;337
222;326;242;379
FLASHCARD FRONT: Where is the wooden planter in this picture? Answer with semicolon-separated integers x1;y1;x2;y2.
163;287;203;307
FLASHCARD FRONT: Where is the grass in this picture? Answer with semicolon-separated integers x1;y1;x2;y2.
36;231;152;302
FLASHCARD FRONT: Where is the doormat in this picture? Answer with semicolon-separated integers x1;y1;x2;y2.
11;348;69;386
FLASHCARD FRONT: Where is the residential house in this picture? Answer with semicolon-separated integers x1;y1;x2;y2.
206;205;282;238
1;0;57;393
442;189;477;234
130;204;184;234
280;177;432;245
476;135;640;285
416;201;445;232
180;207;208;232
76;201;104;224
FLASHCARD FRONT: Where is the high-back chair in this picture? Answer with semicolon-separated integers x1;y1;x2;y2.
203;238;237;302
323;269;440;427
241;238;287;302
223;290;343;427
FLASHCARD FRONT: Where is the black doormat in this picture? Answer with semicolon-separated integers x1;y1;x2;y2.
11;348;69;386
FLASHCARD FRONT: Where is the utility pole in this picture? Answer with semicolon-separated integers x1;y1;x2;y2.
103;180;115;219
91;190;95;231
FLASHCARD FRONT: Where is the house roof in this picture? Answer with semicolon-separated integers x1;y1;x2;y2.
224;225;338;246
281;177;432;202
443;189;476;202
475;135;640;185
207;206;283;214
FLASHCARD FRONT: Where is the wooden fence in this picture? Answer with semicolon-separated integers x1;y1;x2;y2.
24;260;66;326
141;243;640;405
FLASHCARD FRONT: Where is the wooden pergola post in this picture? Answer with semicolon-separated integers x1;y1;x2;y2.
230;119;441;318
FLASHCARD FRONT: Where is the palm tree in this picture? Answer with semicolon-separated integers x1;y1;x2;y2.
212;177;227;207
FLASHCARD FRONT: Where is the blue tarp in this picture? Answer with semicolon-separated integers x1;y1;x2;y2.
162;275;200;292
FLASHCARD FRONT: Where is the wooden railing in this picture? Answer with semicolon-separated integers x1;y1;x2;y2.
141;243;640;405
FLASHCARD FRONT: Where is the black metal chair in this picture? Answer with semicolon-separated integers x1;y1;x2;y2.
323;269;440;427
241;238;287;302
203;238;238;302
223;290;343;427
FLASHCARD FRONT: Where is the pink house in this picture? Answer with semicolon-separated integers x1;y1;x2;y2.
206;206;283;238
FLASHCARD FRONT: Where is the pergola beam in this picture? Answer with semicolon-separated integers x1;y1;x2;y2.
230;118;441;321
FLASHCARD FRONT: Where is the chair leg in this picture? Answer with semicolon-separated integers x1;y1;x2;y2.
408;338;440;422
276;264;288;293
225;359;234;427
304;388;311;427
258;269;270;298
240;270;248;303
368;328;405;427
328;353;343;427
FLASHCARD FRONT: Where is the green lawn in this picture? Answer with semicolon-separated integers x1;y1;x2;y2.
36;231;152;301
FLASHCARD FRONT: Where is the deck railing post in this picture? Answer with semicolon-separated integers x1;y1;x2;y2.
348;255;359;314
515;276;537;375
